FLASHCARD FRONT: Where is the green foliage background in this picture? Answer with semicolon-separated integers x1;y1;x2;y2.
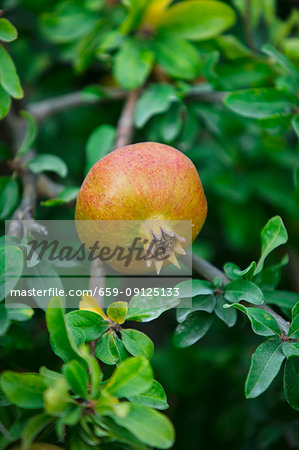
0;0;299;449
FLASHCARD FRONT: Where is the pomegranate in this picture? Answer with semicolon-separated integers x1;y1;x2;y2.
75;142;207;274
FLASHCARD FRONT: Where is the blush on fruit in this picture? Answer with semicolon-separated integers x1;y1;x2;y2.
75;142;207;274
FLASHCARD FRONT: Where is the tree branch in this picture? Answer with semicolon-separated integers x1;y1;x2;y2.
28;88;126;122
192;254;290;336
114;88;140;149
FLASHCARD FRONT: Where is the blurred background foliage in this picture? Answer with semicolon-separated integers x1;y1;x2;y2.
1;0;299;448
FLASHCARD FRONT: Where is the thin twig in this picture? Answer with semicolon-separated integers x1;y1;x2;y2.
28;88;126;122
192;254;290;335
114;88;140;149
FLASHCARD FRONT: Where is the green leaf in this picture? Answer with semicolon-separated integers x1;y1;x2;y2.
0;303;9;336
63;360;88;399
0;45;23;98
153;35;201;80
176;279;214;297
263;290;299;312
216;35;251;59
0;19;17;42
224;88;298;119
224;261;256;281
245;337;285;398
128;380;168;410
95;331;128;365
173;311;214;348
46;297;82;363
65;310;109;343
27;154;68;178
111;402;175;449
292;115;299;138
0;372;46;408
284;356;299;410
0;245;23;302
0;85;11;119
107;301;128;324
215;295;237;327
17;111;37;156
262;43;299;79
7;304;34;322
224;280;264;305
113;39;154;90
105;356;153;398
21;413;53;450
255;216;288;274
41;187;79;207
0;177;19;220
158;0;236;41
121;329;154;360
225;304;281;336
85;124;115;172
134;83;177;128
176;294;216;323
41;4;98;43
282;342;299;359
253;254;289;290
288;315;299;339
127;289;180;322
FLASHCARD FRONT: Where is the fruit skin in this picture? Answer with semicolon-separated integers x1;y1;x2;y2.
75;142;207;273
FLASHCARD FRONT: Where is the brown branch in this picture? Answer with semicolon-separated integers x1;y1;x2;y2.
192;254;290;336
28;88;126;122
114;88;140;149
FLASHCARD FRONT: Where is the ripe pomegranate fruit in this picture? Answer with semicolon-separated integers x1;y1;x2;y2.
75;142;207;274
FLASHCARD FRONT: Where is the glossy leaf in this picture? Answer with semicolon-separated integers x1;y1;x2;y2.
112;402;175;449
225;88;298;119
0;19;17;42
65;310;109;342
27;154;68;178
62;360;88;399
17;111;37;156
134;83;177;128
176;294;216;323
0;372;46;408
158;0;236;41
173;311;214;348
245;338;285;398
0;45;23;98
215;295;237;327
113;39;153;90
128;380;168;410
0;177;19;220
284;356;299;410
105;356;153;398
121;328;154;359
255;216;288;274
107;301;128;324
153;35;201;80
224;279;264;305
0;85;11;119
46;297;82;363
85;125;115;173
292;115;299;138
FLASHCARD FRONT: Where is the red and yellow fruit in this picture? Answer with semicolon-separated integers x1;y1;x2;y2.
75;142;207;274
